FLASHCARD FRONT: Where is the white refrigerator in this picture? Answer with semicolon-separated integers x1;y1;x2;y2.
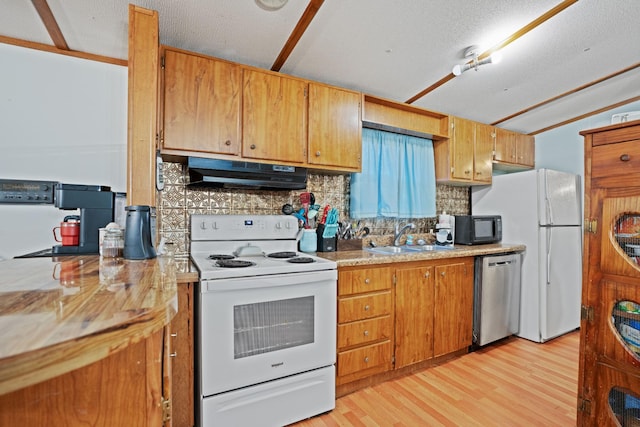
471;168;582;343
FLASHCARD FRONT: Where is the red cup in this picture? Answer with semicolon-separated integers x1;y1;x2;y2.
53;221;80;246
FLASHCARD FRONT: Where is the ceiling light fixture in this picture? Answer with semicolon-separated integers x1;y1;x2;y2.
452;45;502;77
255;0;289;11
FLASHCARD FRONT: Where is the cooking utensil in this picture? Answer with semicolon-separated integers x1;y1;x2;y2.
319;205;331;224
282;204;294;215
356;226;370;238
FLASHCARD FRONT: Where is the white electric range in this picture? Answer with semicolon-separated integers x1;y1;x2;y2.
190;214;337;427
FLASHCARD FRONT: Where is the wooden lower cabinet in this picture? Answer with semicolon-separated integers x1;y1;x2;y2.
336;258;474;393
336;266;393;385
0;328;168;426
434;260;474;357
170;281;195;427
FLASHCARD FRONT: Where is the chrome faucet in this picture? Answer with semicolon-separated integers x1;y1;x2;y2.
393;222;416;246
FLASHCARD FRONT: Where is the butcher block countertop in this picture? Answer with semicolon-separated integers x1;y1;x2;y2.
0;255;179;396
317;243;526;266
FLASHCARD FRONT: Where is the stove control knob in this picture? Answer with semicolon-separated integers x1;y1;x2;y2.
211;222;218;230
200;221;207;230
275;222;282;229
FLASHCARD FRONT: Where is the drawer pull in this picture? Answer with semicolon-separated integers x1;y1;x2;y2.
316;151;321;157
364;356;369;363
250;144;256;150
225;140;231;146
363;330;369;336
620;153;631;162
365;278;370;284
364;305;370;311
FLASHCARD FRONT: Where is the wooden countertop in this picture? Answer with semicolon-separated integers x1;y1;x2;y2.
317;243;526;267
0;255;178;395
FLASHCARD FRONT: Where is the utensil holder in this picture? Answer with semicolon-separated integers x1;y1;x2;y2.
316;224;337;252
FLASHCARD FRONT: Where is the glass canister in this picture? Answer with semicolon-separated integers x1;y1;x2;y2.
300;229;318;253
102;228;124;258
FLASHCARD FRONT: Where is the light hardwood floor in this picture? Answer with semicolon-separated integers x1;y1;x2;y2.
294;331;579;427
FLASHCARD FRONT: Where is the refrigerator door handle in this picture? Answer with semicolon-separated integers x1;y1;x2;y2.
546;227;552;285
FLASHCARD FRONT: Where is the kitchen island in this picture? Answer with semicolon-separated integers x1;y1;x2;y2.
0;255;180;426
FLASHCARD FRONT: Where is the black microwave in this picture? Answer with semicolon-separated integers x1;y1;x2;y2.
454;215;502;245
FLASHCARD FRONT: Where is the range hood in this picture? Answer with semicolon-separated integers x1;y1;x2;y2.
186;157;307;190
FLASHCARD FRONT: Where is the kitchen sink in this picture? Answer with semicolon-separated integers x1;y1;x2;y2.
367;244;455;255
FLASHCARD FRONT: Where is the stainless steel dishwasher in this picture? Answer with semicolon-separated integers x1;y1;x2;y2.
473;253;522;347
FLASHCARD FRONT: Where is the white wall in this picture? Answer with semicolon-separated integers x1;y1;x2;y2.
0;43;127;259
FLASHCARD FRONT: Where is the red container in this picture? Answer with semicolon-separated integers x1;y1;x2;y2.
53;221;79;246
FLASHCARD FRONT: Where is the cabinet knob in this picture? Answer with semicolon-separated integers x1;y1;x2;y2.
465;170;471;175
250;144;256;150
364;356;369;363
440;271;445;277
621;153;631;162
425;272;430;278
365;278;370;284
315;151;321;157
170;352;177;358
364;305;370;311
225;140;231;146
363;330;369;336
170;332;178;338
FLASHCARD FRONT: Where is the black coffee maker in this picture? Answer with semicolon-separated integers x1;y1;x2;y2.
52;184;114;254
123;205;156;260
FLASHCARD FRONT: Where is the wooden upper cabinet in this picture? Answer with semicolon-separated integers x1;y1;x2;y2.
474;122;495;183
161;48;241;156
450;117;475;181
308;83;362;171
434;116;493;185
494;128;535;170
242;69;307;164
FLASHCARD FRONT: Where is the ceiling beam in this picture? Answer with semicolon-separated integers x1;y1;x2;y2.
530;95;640;135
271;0;324;72
0;36;126;66
405;0;578;104
492;62;640;127
31;0;68;50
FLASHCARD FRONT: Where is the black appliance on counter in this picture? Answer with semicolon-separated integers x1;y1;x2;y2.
52;183;114;254
1;179;117;257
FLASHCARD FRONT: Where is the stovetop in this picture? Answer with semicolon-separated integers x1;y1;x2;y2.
190;214;336;280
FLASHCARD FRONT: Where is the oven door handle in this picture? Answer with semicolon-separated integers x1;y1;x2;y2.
201;270;337;292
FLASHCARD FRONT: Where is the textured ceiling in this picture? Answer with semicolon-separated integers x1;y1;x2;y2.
2;0;639;134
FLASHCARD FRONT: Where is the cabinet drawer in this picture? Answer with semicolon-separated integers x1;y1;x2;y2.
337;315;392;350
337;341;392;377
592;140;640;180
338;267;391;296
338;291;392;323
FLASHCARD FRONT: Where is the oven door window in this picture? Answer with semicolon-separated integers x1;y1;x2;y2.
234;296;314;359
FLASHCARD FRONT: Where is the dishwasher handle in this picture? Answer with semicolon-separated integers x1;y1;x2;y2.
488;260;513;267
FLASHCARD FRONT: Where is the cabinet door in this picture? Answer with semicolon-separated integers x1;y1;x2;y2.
170;282;194;427
516;133;535;167
308;83;362;171
450;117;475;181
474;122;495;184
494;128;517;164
242;69;307;164
433;259;474;357
394;265;434;368
162;49;241;155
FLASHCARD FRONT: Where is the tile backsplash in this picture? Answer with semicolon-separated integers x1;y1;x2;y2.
158;161;469;257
